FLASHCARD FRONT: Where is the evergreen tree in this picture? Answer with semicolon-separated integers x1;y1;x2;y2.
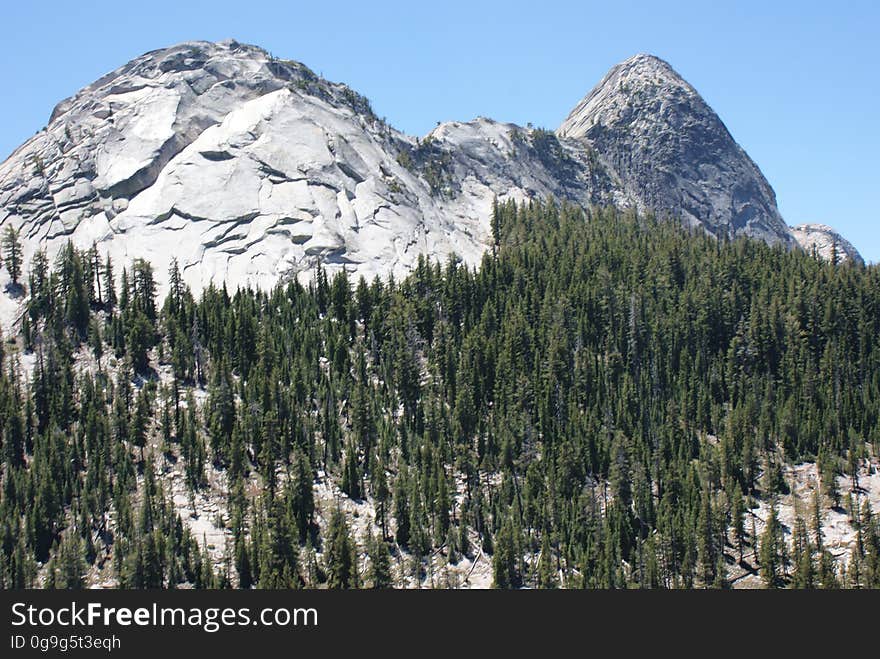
326;507;357;589
365;529;392;588
759;503;787;589
2;224;23;286
55;533;85;589
103;254;117;312
0;199;879;591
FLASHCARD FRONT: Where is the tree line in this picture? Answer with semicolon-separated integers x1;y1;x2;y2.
0;200;878;589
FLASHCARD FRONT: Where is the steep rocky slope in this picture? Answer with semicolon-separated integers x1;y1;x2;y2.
0;40;632;307
558;54;794;247
0;41;861;321
790;223;864;265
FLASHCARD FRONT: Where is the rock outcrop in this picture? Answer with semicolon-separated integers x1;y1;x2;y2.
0;40;633;303
558;54;794;247
0;41;858;319
790;223;864;265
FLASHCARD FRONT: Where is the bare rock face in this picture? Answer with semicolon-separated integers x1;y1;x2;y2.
0;40;449;295
558;54;794;247
0;42;859;319
790;223;864;265
0;40;634;304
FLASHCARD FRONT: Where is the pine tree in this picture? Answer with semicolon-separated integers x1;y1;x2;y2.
290;450;314;542
127;312;154;374
490;196;501;251
759;503;787;588
326;507;357;589
394;473;411;547
2;224;23;287
55;533;85;589
258;498;301;588
372;454;390;539
696;489;716;586
492;514;520;589
341;440;362;500
537;531;557;589
103;254;116;312
130;386;150;462
731;484;746;563
820;452;841;508
365;529;392;588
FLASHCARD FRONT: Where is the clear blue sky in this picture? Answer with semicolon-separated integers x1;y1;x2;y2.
1;0;877;262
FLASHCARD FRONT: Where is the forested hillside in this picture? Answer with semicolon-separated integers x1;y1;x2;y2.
0;201;878;589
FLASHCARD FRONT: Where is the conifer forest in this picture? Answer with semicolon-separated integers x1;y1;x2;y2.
1;201;879;589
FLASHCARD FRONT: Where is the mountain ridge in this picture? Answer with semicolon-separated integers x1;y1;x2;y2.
0;40;863;321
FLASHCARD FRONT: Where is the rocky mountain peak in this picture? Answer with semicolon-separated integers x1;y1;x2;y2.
0;43;862;327
558;54;794;247
0;41;638;313
0;40;410;304
49;40;287;125
557;53;695;142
